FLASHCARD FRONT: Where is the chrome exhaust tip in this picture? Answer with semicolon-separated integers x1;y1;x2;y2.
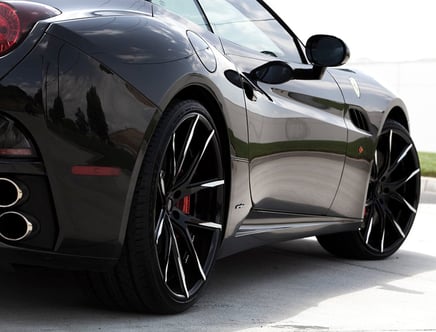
0;211;34;242
0;178;24;208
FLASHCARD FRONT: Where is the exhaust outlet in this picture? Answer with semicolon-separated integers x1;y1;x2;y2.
0;178;24;208
0;211;34;242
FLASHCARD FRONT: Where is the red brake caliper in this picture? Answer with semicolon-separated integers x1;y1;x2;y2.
176;196;191;214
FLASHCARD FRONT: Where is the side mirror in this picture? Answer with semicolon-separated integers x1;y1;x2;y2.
249;61;294;84
306;35;350;67
248;36;350;84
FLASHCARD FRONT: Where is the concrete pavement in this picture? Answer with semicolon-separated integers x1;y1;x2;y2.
0;177;435;331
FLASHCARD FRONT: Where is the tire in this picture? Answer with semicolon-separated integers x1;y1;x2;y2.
87;100;226;313
317;120;421;259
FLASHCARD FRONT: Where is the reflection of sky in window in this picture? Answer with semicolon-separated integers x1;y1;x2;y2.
200;0;301;63
200;0;280;56
153;0;208;28
216;21;283;57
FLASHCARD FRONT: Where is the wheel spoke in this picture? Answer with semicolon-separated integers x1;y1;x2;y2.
391;217;406;239
363;201;388;253
159;170;166;198
402;197;417;214
196;221;222;230
404;168;421;184
392;219;406;239
170;215;210;284
376;129;393;177
391;192;417;214
164;234;172;283
374;201;387;253
199;179;225;188
178;212;222;231
388;129;393;167
155;209;166;245
384;143;413;178
396;144;413;164
177;115;200;178
174;130;216;191
374;149;379;171
173;178;225;199
388;168;420;192
364;216;374;245
383;203;406;238
374;148;386;180
183;228;206;281
172;133;177;178
167;219;190;299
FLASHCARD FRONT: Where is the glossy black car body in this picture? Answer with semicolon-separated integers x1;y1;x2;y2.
0;0;420;313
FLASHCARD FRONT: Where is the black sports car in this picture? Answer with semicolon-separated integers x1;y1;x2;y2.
0;0;420;313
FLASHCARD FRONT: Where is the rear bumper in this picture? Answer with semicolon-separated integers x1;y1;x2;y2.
0;242;117;272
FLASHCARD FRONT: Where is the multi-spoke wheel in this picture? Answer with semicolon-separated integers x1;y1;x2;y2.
317;120;420;259
153;102;225;303
87;100;227;313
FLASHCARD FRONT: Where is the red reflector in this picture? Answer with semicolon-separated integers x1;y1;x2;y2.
0;148;33;156
71;166;122;176
0;2;20;56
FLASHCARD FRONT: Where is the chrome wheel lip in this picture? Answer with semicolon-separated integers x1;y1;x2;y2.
153;111;225;301
360;125;420;255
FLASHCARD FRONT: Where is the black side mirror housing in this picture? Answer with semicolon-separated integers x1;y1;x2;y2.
306;34;350;67
249;61;294;84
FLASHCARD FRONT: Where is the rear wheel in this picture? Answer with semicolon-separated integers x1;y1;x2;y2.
88;100;226;313
318;120;420;259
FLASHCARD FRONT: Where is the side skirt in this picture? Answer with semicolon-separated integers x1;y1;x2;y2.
218;209;362;258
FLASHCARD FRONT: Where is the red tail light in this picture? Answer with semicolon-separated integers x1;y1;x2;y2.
0;1;60;56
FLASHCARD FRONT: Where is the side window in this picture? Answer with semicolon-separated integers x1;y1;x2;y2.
198;0;302;63
151;0;209;29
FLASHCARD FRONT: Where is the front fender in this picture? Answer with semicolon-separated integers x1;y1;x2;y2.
329;68;409;133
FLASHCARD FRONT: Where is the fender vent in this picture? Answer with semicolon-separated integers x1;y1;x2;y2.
349;108;369;132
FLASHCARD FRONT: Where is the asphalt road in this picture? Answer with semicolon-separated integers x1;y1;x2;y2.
0;186;435;331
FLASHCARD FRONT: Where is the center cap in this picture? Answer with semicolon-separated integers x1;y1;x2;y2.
375;182;389;197
376;183;383;195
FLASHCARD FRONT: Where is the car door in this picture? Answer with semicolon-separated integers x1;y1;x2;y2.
199;0;348;215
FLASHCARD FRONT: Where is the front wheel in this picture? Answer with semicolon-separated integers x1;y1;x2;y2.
87;100;227;313
318;120;421;259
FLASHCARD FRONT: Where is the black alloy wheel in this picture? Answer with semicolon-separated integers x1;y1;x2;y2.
360;120;420;256
153;102;225;302
87;100;226;313
317;120;420;259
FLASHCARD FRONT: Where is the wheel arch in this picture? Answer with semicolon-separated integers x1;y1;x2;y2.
385;106;409;132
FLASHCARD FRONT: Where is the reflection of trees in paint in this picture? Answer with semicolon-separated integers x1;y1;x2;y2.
27;89;44;114
86;86;109;142
0;85;44;115
48;85;110;143
49;95;65;123
75;107;89;134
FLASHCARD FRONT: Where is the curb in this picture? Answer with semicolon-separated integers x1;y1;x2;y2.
422;177;436;194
